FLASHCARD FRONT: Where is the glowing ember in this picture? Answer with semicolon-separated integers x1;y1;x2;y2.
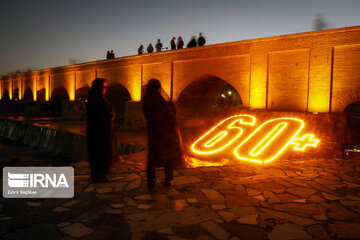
191;115;319;165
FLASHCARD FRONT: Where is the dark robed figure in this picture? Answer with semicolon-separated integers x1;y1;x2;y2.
142;79;184;188
86;78;115;182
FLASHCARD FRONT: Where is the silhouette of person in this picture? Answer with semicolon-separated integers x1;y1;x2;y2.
187;36;197;48
170;37;176;50
147;44;154;53
109;50;115;59
198;32;206;46
138;45;144;55
106;50;110;59
155;39;163;52
177;36;184;49
86;78;115;182
142;79;184;190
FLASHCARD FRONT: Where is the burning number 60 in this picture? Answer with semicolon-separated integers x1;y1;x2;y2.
191;115;312;164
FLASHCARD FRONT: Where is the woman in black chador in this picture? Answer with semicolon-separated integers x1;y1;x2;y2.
86;78;115;182
142;79;184;189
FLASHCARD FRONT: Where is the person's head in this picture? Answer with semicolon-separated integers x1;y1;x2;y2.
158;39;161;43
140;45;143;48
178;36;182;40
192;36;196;40
90;78;107;98
107;50;110;53
199;32;202;37
172;37;175;40
146;79;161;94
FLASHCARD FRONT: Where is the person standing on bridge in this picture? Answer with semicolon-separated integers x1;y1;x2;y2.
155;39;163;52
86;78;115;183
109;50;115;59
197;32;206;46
147;44;154;53
177;36;184;49
187;36;197;48
138;45;144;55
142;79;184;190
170;37;176;50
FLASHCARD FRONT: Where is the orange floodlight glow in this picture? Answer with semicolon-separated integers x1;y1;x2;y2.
189;157;230;168
191;115;255;155
290;134;319;151
190;115;319;165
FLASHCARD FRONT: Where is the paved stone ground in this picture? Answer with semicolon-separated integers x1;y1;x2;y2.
1;137;360;239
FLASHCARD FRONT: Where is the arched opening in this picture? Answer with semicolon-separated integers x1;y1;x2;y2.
50;87;69;117
344;101;360;150
37;89;46;101
23;87;34;102
105;83;131;125
216;84;242;109
13;88;19;100
2;89;10;101
75;85;90;101
177;76;243;149
177;75;242;119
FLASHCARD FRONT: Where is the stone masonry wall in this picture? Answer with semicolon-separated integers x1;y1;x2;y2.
1;26;360;114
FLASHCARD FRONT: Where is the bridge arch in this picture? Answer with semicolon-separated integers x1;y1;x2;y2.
13;88;19;100
105;83;131;124
344;101;360;149
23;87;34;101
333;88;360;113
1;89;10;101
50;87;70;116
75;85;90;101
36;89;46;101
177;75;242;119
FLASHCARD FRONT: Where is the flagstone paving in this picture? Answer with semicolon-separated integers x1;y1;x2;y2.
1;138;360;239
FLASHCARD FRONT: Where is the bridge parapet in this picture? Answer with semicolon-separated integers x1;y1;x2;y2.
1;26;360;114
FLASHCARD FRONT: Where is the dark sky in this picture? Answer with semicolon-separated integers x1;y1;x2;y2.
1;0;359;75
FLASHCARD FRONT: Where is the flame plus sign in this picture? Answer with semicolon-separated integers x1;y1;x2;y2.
290;134;319;151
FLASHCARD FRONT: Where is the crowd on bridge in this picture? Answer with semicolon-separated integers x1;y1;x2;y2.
138;33;206;55
105;33;206;59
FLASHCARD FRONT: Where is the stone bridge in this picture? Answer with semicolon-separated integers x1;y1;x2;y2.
1;26;360;117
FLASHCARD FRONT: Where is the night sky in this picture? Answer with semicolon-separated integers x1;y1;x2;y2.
1;0;359;76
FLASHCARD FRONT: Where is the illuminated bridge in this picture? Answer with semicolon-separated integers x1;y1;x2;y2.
1;26;360;161
1;26;360;114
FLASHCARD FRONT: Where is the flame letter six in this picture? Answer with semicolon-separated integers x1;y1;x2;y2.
191;115;255;155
